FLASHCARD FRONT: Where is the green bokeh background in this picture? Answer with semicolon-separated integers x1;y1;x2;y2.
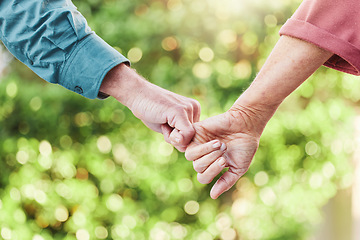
0;0;357;239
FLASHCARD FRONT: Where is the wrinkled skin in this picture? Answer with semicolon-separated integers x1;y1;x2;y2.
186;108;263;199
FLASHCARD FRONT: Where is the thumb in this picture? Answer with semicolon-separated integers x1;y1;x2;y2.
170;114;196;147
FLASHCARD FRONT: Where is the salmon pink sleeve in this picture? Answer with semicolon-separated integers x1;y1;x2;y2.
279;0;360;75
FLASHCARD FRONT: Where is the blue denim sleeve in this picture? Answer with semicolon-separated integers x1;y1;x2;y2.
0;0;129;99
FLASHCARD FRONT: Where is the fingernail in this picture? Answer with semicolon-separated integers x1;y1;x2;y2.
218;157;226;167
220;143;226;151
212;140;221;149
174;137;180;143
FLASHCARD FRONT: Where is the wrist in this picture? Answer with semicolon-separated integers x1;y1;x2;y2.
228;98;278;136
100;63;146;108
235;93;280;115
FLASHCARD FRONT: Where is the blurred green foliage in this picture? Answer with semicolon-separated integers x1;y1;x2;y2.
0;0;357;239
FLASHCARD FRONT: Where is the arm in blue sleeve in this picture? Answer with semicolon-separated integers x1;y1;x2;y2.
0;0;129;99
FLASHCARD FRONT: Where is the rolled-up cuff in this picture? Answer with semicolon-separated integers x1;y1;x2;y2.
60;33;129;99
280;18;360;76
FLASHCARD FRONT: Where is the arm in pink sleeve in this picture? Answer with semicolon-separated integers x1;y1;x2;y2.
280;0;360;75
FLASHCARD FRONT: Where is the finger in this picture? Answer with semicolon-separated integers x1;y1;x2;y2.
179;98;197;124
184;102;195;123
183;101;196;123
210;168;245;199
197;157;227;184
169;128;182;144
185;140;224;161
192;100;201;123
192;144;226;173
169;129;187;152
161;124;173;144
171;112;196;147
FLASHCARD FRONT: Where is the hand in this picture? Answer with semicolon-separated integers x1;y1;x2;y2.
185;106;267;199
100;63;200;152
129;80;201;152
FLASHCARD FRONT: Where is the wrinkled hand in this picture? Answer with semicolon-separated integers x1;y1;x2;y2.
185;107;265;199
100;63;200;152
129;81;201;152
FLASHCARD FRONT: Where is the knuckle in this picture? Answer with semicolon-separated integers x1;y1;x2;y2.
192;100;201;110
183;103;192;112
174;104;184;111
172;105;185;115
174;107;190;120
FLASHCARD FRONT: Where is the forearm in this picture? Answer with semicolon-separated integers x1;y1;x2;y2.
0;0;128;99
231;36;333;130
100;63;180;112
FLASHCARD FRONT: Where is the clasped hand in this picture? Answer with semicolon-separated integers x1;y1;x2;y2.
129;77;265;199
149;97;265;199
131;81;263;199
103;64;265;199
